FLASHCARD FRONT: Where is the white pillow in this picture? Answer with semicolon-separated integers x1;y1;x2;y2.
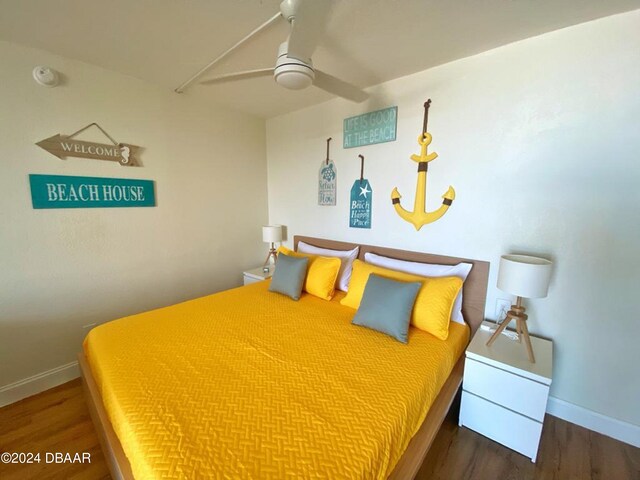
363;252;472;325
296;241;359;292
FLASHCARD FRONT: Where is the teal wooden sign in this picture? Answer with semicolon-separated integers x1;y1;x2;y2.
343;106;397;148
349;179;372;229
29;174;155;209
318;160;337;205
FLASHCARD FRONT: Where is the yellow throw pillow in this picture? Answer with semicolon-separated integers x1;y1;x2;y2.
277;246;341;300
341;260;462;340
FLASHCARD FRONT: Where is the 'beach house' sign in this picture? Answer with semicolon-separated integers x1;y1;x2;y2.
29;174;156;209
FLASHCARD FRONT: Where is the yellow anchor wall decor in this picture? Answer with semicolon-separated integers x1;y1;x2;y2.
391;99;455;230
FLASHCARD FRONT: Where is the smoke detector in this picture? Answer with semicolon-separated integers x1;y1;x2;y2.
32;66;59;87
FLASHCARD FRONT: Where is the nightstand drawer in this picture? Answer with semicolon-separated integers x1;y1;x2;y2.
460;391;543;461
463;358;549;422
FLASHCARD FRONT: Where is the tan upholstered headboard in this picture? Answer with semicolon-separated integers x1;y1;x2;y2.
293;236;490;335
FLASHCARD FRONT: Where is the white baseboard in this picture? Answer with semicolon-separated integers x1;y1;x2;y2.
0;361;80;408
547;396;640;448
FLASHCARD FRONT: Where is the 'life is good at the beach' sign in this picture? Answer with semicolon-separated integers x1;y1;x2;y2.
343;106;397;148
29;174;156;209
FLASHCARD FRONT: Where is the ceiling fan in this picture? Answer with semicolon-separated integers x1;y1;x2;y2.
174;0;368;103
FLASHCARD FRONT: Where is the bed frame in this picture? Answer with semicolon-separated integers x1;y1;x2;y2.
79;236;489;480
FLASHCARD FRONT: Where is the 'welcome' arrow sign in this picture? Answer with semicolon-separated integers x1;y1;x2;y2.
36;134;141;166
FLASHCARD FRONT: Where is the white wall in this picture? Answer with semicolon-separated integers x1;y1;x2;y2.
0;41;268;392
267;11;640;428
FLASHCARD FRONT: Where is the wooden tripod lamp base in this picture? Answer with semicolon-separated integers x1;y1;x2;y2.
486;296;536;363
264;243;278;266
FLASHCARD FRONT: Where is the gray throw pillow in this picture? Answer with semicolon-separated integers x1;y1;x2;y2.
352;274;421;343
268;253;308;300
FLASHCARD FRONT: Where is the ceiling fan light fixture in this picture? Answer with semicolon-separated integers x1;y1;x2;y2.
274;65;314;90
274;41;314;90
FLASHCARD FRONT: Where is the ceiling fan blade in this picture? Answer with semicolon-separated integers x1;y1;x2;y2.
314;70;368;102
287;0;333;61
175;11;282;92
200;68;274;85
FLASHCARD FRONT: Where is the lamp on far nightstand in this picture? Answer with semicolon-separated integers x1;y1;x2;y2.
486;254;552;363
262;225;282;266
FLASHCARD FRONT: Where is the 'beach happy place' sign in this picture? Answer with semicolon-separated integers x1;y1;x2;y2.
29;174;156;209
349;179;372;229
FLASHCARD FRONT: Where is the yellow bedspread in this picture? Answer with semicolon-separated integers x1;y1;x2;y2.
84;281;469;479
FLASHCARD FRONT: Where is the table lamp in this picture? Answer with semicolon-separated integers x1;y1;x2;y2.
486;254;552;363
262;225;283;266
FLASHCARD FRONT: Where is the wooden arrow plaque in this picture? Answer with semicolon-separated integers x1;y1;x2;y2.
36;124;141;166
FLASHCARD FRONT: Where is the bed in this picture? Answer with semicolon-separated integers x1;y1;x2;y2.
79;236;489;479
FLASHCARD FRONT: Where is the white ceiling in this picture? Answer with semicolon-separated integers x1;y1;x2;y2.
1;0;639;118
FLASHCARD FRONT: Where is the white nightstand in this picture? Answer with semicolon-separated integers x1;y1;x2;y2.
459;321;553;462
243;266;274;286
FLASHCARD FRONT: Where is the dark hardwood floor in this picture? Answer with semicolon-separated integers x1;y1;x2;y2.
0;380;109;480
417;393;639;480
1;380;638;479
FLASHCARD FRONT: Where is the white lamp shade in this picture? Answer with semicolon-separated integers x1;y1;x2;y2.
497;254;552;299
262;225;282;243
